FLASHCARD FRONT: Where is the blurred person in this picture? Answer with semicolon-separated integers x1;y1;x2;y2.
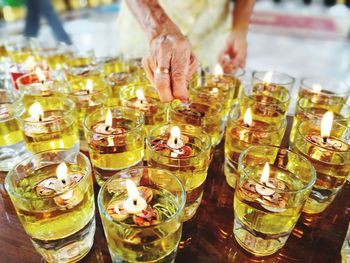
24;0;72;44
117;0;255;102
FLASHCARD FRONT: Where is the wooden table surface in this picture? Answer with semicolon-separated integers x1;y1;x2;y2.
0;118;349;263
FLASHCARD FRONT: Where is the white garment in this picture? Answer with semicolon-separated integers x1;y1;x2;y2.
116;0;232;67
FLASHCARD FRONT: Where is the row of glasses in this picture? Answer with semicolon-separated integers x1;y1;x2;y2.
290;77;350;215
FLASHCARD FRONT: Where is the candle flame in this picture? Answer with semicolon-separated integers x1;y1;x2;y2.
36;67;46;82
312;83;323;92
24;56;36;71
56;162;68;182
126;179;140;199
170;126;181;139
263;71;273;84
213;64;224;75
86;79;93;93
136;89;146;102
321;111;333;139
29;102;44;121
243;108;252;127
105;109;113;128
261;162;270;183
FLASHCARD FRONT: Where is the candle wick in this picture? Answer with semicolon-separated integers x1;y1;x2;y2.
39;115;42;122
61;179;66;184
322;137;328;144
140;99;143;104
87;89;90;95
105;126;109;131
174;137;178;145
133;199;138;206
245;124;250;128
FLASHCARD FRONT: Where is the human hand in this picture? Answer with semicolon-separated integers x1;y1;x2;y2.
142;32;197;102
218;31;247;73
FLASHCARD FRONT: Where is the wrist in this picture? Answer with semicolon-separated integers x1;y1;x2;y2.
231;28;248;37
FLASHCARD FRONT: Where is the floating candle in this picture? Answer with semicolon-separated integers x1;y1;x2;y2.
123;179;147;214
167;126;184;149
255;163;276;196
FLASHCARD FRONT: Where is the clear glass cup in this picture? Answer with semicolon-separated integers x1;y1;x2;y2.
224;104;287;188
202;66;246;105
120;84;168;133
5;150;96;262
84;107;145;186
298;78;350;112
169;99;224;147
234;145;316;256
0;76;29;171
16;70;70;104
98;167;186;263
16;97;79;154
290;97;350;144
292;119;350;214
146;124;211;221
240;83;291;123
59;77;108;151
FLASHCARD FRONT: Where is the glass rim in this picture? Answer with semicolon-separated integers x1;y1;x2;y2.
228;104;288;132
238;145;316;193
297;119;350;154
0;88;23;122
119;85;167;112
5;149;91;201
296;98;350;120
97;166;186;229
202;66;246;78
252;70;295;86
62;79;108;96
83;106;144;135
146;123;212;160
169;99;223;117
242;83;291;104
16;70;53;87
300;78;350;97
20;97;76;123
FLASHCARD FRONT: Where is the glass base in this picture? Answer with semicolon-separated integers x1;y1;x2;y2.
0;141;30;171
224;159;238;189
183;191;203;222
302;189;338;215
110;245;178;263
32;217;96;263
233;217;289;257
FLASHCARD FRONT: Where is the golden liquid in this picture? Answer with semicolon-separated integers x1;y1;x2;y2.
234;166;306;256
100;188;182;262
147;142;210;220
10;163;94;241
23;115;78;153
224;121;285;188
298;89;348;113
46;53;70;70
169;101;224;146
290;108;350;145
292;140;350;214
88;120;144;186
0;117;23;147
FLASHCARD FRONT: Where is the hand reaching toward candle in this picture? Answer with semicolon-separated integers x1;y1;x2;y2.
218;0;255;73
126;0;197;102
218;31;247;73
142;32;197;102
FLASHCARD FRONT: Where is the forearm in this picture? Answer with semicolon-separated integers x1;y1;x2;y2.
126;0;181;42
232;0;255;35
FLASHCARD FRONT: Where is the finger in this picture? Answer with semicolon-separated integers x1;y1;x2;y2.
171;48;190;101
155;44;173;102
142;56;154;84
187;53;198;82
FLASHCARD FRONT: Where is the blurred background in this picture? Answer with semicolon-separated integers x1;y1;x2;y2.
0;0;349;82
